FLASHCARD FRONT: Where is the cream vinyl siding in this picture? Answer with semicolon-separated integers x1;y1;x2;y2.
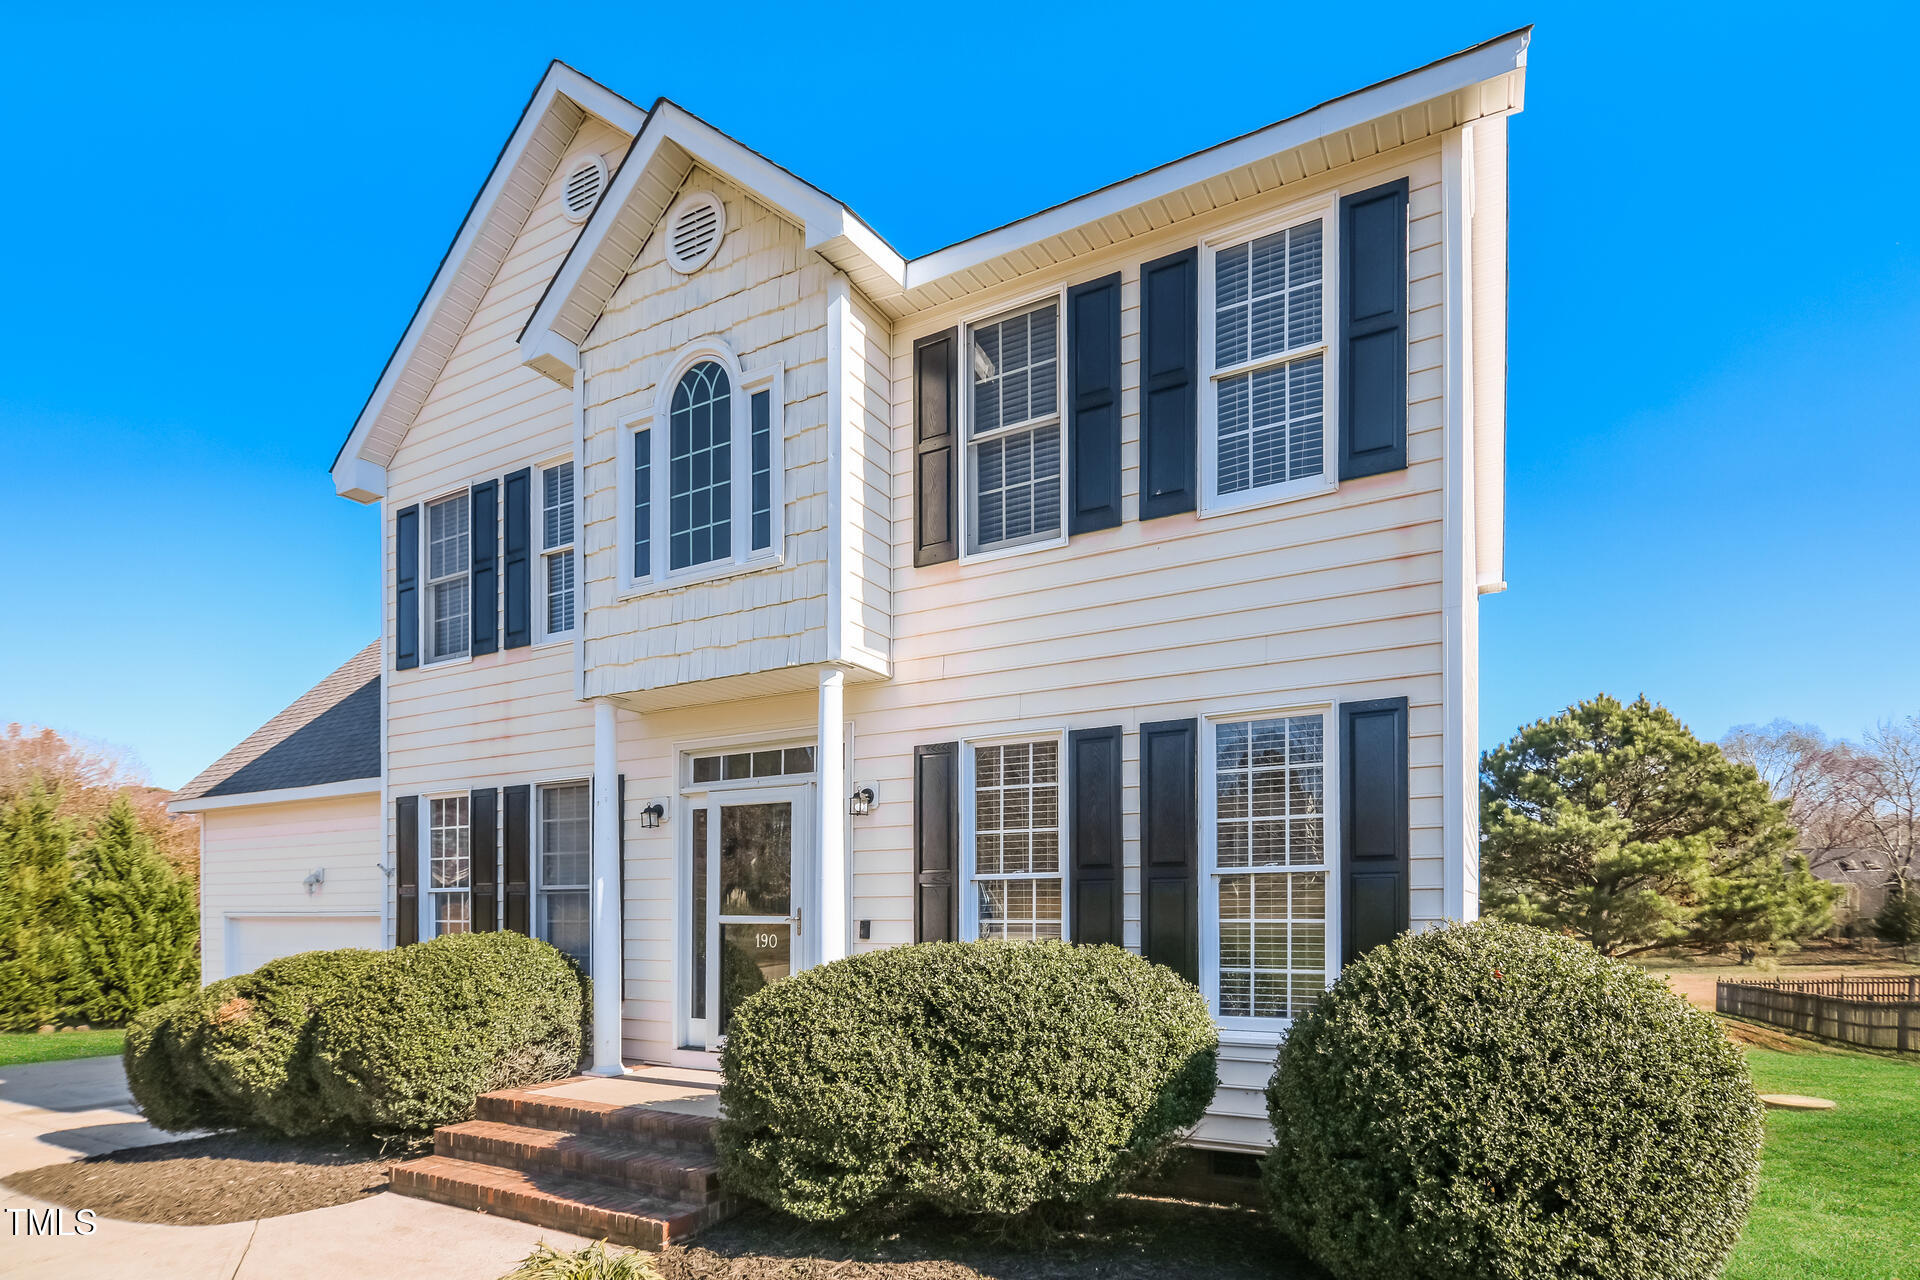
837;291;895;668
597;146;1464;1156
381;116;632;897
577;167;853;704
197;794;383;982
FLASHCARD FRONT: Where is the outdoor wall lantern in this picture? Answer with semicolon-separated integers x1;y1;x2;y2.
639;802;667;829
848;786;876;817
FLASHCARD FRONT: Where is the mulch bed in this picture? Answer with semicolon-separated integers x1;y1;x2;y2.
656;1197;1328;1279
1;1132;396;1225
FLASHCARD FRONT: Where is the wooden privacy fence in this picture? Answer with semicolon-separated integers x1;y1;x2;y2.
1717;977;1920;1052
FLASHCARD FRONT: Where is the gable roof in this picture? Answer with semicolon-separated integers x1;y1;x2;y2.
518;27;1529;383
330;62;646;502
171;642;381;809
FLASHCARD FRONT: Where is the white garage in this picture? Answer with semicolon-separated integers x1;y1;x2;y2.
170;644;386;983
224;913;383;977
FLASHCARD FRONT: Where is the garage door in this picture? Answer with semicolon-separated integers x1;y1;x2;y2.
225;915;382;976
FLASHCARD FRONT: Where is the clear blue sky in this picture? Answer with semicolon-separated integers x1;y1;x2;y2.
2;2;1915;789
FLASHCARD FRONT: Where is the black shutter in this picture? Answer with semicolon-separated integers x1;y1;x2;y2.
503;468;533;648
912;330;959;566
1139;249;1198;520
1338;179;1410;480
503;783;532;934
394;505;420;670
394;795;419;946
1339;697;1410;963
1068;726;1123;946
913;742;959;942
468;787;499;932
1066;274;1122;534
1140;719;1199;982
470;480;499;656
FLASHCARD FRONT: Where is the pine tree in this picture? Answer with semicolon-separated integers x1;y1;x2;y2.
70;795;199;1024
1875;881;1920;956
1481;695;1841;957
0;784;85;1029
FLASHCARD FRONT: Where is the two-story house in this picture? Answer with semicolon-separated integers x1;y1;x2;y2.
181;28;1527;1164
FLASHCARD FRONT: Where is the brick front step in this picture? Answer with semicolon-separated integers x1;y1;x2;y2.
436;1119;723;1204
389;1155;726;1249
476;1087;718;1154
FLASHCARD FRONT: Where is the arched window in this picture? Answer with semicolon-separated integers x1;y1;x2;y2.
626;345;784;590
669;361;732;571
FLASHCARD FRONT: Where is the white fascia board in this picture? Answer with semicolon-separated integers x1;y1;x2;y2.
518;101;908;378
169;777;381;814
903;29;1530;292
334;456;387;505
331;64;645;499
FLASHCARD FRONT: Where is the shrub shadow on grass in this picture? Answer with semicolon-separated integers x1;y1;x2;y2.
661;1196;1328;1280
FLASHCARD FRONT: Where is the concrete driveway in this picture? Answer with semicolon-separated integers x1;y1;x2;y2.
0;1055;589;1279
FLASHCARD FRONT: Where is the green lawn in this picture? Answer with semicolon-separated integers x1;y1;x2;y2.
1728;1045;1920;1280
0;1028;126;1067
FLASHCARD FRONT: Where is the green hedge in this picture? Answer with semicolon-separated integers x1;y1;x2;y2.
314;931;586;1132
716;940;1217;1223
1264;920;1764;1280
125;932;584;1138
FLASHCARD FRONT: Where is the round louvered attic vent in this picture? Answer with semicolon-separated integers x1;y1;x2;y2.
561;155;607;223
665;191;725;274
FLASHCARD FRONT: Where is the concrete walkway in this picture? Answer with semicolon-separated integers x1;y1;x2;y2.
0;1056;589;1278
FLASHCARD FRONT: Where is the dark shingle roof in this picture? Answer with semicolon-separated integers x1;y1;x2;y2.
174;642;380;801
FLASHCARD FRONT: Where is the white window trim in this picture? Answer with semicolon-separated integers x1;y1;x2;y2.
1197;192;1342;518
534;778;592;961
616;340;786;598
420;791;475;940
959;730;1070;942
535;456;577;646
1198;704;1341;1039
958;286;1070;563
422;489;474;665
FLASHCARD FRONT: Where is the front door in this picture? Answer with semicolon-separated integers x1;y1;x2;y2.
685;786;811;1050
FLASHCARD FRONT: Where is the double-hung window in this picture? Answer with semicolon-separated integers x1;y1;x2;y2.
537;782;591;968
540;462;575;639
1204;713;1335;1027
1201;209;1334;510
427;795;472;936
965;738;1064;940
965;301;1063;555
626;350;783;591
425;495;471;662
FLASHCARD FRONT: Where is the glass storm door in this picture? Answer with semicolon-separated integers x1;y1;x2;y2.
686;787;810;1050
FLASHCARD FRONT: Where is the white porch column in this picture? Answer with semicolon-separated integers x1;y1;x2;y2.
589;698;624;1074
814;666;849;965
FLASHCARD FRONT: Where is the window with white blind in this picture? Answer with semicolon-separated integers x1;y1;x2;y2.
964;300;1063;555
964;738;1064;940
427;795;472;937
538;782;590;968
1201;210;1335;511
622;348;783;593
425;494;470;662
1203;713;1335;1028
540;461;575;639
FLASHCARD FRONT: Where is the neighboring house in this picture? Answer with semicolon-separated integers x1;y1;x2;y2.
1820;850;1917;932
188;29;1527;1155
169;643;382;980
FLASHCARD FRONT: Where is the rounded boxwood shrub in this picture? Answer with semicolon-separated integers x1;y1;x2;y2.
312;930;585;1133
197;949;382;1136
1264;920;1764;1280
716;940;1218;1223
125;932;585;1138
